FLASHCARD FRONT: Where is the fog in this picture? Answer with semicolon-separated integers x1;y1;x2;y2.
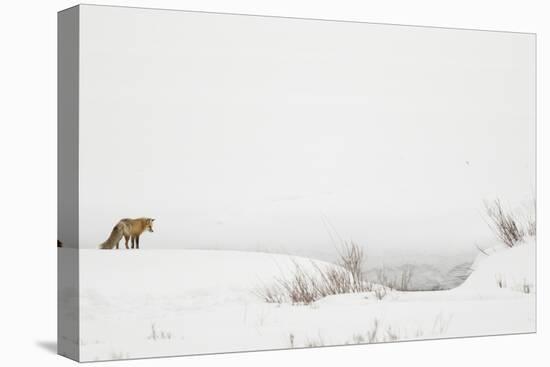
78;6;535;258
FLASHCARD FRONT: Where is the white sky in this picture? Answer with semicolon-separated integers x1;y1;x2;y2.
79;5;535;256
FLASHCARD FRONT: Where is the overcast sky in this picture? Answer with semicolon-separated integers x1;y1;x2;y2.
78;5;535;256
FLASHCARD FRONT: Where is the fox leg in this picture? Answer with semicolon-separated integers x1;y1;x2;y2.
136;235;140;249
124;235;130;249
131;236;135;249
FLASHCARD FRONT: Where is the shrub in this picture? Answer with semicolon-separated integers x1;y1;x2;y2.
484;199;525;247
336;241;365;291
256;242;370;304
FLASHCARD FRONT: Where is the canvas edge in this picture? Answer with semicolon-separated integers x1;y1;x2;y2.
58;4;80;362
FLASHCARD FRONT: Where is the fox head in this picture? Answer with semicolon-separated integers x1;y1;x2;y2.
145;218;155;232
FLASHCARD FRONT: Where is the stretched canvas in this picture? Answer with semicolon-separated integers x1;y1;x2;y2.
58;4;536;362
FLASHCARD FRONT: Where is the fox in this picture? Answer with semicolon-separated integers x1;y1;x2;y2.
99;218;155;249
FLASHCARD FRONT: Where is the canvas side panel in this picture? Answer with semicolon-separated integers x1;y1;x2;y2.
57;5;80;362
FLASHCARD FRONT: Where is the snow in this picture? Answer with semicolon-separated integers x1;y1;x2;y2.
459;238;535;293
62;240;535;361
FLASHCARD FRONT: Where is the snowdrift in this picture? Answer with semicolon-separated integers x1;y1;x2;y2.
61;244;535;361
459;238;535;293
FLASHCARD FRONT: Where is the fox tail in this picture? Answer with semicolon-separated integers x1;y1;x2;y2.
99;222;126;249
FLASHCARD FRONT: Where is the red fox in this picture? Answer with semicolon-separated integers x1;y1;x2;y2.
99;218;155;249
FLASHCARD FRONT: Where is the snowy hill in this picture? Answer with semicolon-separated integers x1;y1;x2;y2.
459;238;535;293
61;244;535;361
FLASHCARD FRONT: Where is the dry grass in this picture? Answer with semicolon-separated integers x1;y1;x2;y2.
374;285;388;300
336;241;365;291
525;199;536;236
346;315;452;345
484;199;525;247
288;333;295;348
522;280;531;294
367;319;380;343
375;266;414;291
495;274;506;289
527;219;536;237
398;266;414;291
147;323;172;341
305;334;325;347
256;241;370;304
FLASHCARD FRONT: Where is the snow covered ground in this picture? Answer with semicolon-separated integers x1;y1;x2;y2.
63;239;535;361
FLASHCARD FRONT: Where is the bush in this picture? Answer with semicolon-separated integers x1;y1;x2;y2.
484;199;525;247
256;242;370;304
336;241;365;291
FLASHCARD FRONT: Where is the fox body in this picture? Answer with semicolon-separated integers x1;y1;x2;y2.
99;218;155;249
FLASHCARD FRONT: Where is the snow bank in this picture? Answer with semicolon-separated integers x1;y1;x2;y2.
66;247;535;362
79;249;339;299
459;238;535;293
